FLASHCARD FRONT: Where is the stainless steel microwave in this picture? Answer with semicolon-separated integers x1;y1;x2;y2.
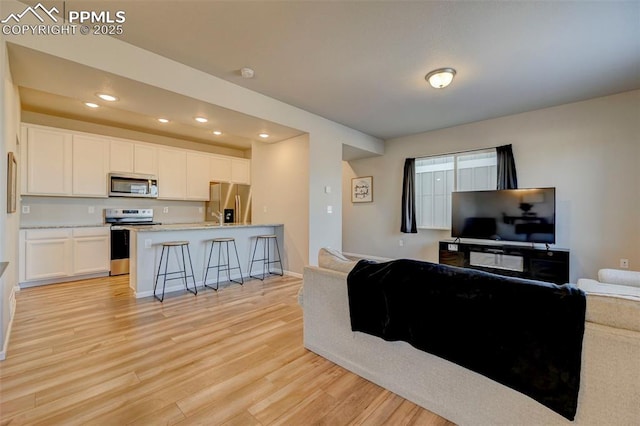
109;173;158;198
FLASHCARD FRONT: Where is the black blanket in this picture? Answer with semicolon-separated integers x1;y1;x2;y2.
347;259;586;420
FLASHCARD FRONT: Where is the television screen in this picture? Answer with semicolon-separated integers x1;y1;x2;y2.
451;188;556;243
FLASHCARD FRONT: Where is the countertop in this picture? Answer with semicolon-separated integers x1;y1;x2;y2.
126;223;283;232
20;224;110;230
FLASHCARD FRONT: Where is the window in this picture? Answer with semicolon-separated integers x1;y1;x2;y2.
415;149;497;229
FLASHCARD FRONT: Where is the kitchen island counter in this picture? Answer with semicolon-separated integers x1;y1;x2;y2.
124;222;282;232
128;223;284;298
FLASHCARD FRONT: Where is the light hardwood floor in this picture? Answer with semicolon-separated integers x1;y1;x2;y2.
0;275;455;425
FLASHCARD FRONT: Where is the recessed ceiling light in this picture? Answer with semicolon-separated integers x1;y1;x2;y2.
195;117;208;123
212;130;222;136
84;102;99;108
259;133;270;138
158;118;170;123
96;93;118;102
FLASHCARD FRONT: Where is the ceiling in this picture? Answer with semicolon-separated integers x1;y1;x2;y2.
8;1;640;148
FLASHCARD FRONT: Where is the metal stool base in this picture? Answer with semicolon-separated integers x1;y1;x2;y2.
203;238;244;290
248;235;283;281
153;242;197;302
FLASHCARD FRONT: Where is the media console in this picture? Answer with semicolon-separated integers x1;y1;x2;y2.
438;240;570;284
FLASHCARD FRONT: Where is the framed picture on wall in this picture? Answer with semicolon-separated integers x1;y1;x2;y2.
351;176;373;203
7;151;17;213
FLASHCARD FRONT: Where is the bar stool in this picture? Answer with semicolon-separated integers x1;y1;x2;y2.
153;241;197;302
203;237;244;290
248;234;283;280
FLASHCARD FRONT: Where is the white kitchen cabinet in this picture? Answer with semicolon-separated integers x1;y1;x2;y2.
231;158;251;184
210;155;232;182
20;227;110;285
134;143;158;175
26;126;73;196
158;147;186;199
22;229;71;281
72;134;110;197
110;139;135;173
72;227;110;275
186;152;211;200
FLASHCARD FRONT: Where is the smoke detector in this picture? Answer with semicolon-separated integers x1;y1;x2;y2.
240;67;255;79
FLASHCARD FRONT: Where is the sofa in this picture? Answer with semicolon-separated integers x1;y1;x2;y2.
302;249;640;425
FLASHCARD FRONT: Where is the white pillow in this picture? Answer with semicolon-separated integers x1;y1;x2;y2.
318;247;358;273
598;269;640;288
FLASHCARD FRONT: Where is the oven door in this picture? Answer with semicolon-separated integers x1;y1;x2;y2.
110;227;130;276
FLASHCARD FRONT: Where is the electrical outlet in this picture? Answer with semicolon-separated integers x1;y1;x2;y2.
163;207;169;214
263;206;268;213
22;205;30;214
198;207;203;213
620;258;629;269
399;239;404;247
144;239;152;249
327;205;333;214
88;206;95;214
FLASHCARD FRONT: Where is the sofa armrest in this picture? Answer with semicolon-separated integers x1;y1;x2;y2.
598;269;640;288
577;278;640;300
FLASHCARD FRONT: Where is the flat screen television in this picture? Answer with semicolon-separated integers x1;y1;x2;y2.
451;188;556;244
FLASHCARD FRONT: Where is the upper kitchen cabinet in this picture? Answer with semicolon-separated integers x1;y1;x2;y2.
134;143;158;175
72;134;110;197
109;139;158;175
231;158;251;184
157;147;187;199
109;139;135;173
209;156;232;182
25;126;73;196
186;152;211;200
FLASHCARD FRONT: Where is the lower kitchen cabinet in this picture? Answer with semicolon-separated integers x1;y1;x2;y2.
24;229;71;281
72;227;110;275
20;227;110;286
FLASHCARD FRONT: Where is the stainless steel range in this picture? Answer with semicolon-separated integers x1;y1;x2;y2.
105;208;160;275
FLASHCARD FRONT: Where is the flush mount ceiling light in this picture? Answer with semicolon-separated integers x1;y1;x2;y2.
194;117;208;123
425;67;457;89
212;130;222;136
157;118;169;123
96;93;118;102
84;102;99;108
259;133;269;139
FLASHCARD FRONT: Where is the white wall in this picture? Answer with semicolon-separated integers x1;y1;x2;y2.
343;91;640;282
0;31;21;359
252;135;310;275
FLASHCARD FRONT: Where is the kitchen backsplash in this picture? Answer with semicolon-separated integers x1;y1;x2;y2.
20;196;205;227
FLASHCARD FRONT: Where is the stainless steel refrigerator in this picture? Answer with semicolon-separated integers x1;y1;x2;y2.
205;182;252;224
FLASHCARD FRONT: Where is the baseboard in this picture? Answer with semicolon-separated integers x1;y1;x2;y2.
19;272;109;289
285;270;302;279
0;286;17;361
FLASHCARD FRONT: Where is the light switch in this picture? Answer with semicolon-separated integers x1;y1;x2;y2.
88;206;95;214
144;239;152;249
22;205;30;214
163;207;169;213
325;185;331;194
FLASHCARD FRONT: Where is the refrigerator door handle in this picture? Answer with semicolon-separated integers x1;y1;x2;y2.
236;194;241;224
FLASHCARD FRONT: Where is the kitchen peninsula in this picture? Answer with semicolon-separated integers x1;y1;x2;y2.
128;223;284;298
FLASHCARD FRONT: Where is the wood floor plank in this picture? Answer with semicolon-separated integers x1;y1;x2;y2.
0;275;454;425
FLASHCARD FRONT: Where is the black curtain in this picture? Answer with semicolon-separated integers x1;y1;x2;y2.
401;158;417;233
496;144;518;189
